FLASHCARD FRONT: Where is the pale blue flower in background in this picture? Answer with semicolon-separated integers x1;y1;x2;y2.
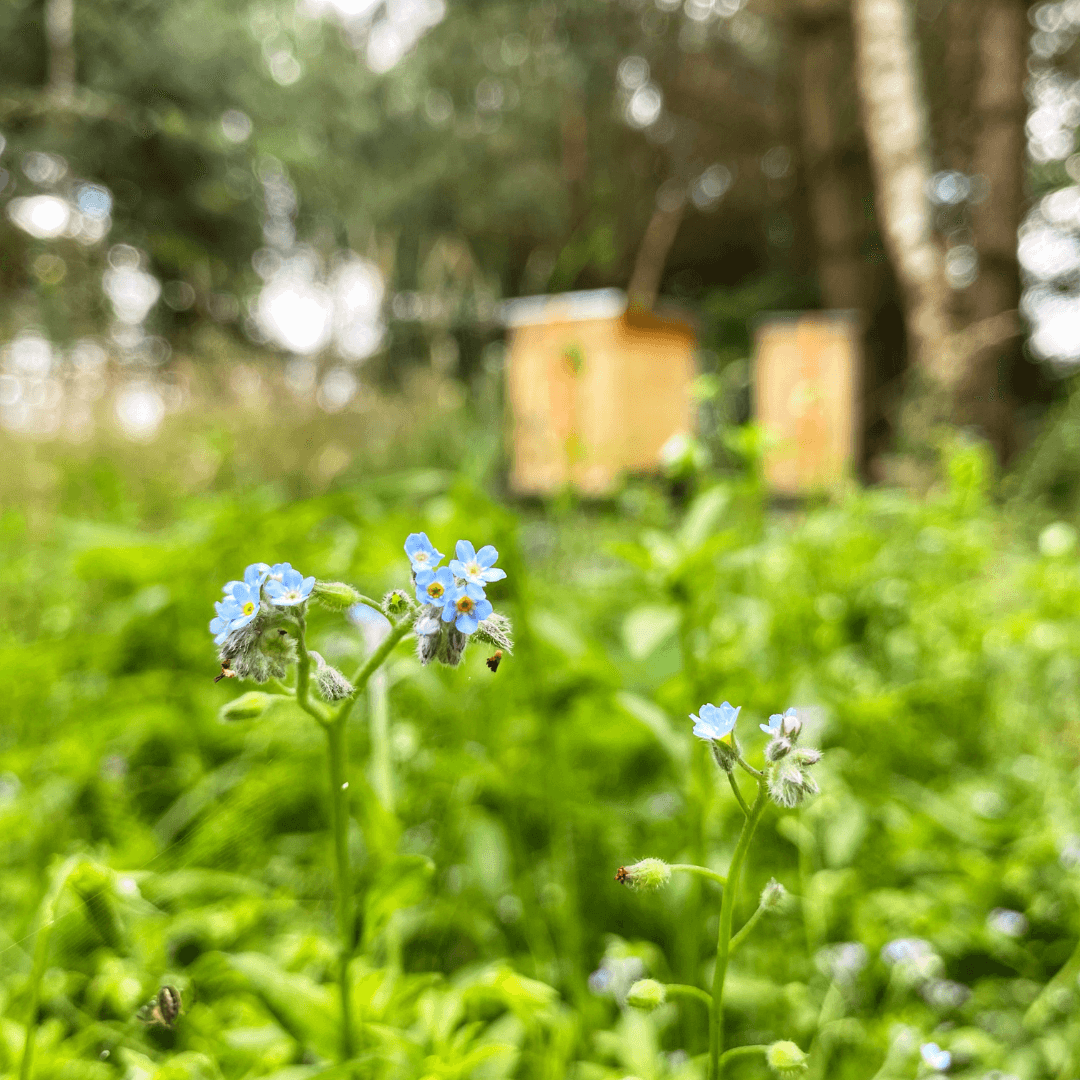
761;707;798;735
690;701;740;742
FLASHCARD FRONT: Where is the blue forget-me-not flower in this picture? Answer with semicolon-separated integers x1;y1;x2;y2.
761;707;799;736
415;566;455;607
405;533;444;574
450;540;507;586
442;582;493;634
691;701;740;742
266;566;316;606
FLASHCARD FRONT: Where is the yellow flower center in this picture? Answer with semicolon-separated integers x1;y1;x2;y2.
427;582;444;600
466;562;481;576
243;601;256;616
455;595;475;615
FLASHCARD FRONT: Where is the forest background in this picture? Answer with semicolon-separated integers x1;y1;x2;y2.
7;1;1080;1079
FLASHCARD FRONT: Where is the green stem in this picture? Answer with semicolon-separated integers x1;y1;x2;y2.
1025;933;1080;1030
368;665;393;813
337;617;413;725
20;856;84;1080
325;718;355;1062
710;778;768;1080
293;613;330;727
726;772;750;817
669;864;727;887
729;901;766;955
718;1045;770;1067
354;595;385;614
665;983;713;1010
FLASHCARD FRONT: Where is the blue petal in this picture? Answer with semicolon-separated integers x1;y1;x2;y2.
441;599;457;622
474;598;493;621
455;539;476;564
300;576;315;596
434;566;455;588
455;613;479;634
475;544;499;568
481;567;507;582
405;533;430;557
464;582;487;601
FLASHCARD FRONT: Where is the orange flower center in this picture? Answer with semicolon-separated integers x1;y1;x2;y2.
427;582;444;599
455;595;475;614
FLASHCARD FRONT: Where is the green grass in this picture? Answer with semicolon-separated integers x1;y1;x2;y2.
3;419;1080;1080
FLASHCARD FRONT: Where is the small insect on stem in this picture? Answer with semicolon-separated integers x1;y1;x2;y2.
486;650;503;673
615;866;630;884
138;986;183;1028
213;665;236;683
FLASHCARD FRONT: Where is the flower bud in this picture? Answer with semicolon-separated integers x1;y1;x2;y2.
766;1040;808;1077
765;737;792;762
438;625;468;667
615;858;671;891
316;664;354;702
711;734;740;773
384;589;412;617
312;581;362;611
781;713;802;739
761;878;787;910
626;979;666;1012
219;691;279;722
768;761;819;809
794;747;821;767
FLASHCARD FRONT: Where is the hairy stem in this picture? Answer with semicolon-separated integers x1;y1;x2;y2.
710;778;768;1080
669;864;727;887
325;717;355;1062
293;613;330;727
718;1045;770;1067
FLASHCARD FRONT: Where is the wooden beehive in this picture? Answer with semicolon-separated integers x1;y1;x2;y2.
504;289;697;495
754;311;861;495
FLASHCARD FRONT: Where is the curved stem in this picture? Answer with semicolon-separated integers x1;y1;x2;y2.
729;901;767;955
735;756;764;780
669;864;727;887
293;613;330;727
726;772;750;817
665;983;713;1010
354;595;385;614
710;778;769;1080
718;1045;770;1067
338;617;412;725
325;718;355;1062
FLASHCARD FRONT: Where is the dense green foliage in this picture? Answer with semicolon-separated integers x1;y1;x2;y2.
4;421;1080;1079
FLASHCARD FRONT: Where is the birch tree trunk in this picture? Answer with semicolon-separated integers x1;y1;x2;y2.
851;0;953;386
627;187;687;310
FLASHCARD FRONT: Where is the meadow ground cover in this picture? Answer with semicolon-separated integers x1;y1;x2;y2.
4;421;1080;1080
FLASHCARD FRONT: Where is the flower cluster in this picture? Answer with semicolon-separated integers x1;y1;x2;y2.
405;533;512;667
690;701;822;807
209;562;322;685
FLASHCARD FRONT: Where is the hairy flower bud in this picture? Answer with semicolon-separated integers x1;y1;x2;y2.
312;581;362;611
316;664;354;702
219;691;279;722
761;878;787;910
711;734;740;773
768;761;819;809
626;979;666;1012
438;625;468;667
766;1041;808;1077
765;737;792;762
793;747;821;767
615;858;671;891
474;610;514;653
780;713;802;739
384;589;411;617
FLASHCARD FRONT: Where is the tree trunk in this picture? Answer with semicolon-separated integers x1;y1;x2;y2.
45;0;75;106
627;188;686;310
956;0;1028;459
851;0;953;387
